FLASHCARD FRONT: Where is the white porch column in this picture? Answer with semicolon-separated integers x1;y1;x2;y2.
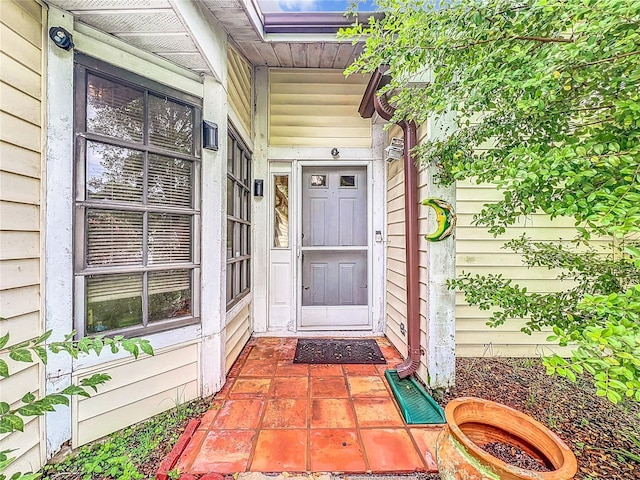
200;74;229;396
44;6;75;459
423;113;457;389
252;67;269;333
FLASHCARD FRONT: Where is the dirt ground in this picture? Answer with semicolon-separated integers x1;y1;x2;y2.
148;357;639;480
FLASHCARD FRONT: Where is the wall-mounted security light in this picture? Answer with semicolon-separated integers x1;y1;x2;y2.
49;26;74;51
202;120;218;150
254;179;264;197
384;136;404;162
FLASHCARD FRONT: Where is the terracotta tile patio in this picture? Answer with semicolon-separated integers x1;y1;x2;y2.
175;337;442;475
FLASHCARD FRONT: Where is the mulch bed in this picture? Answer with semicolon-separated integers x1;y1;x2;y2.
439;357;640;480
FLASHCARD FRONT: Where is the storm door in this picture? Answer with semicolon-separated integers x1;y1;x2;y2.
299;166;370;329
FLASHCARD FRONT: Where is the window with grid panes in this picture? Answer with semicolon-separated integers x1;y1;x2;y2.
74;55;201;336
226;129;252;309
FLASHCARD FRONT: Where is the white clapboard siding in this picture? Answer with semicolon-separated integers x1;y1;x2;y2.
228;46;252;136
225;302;251;373
0;0;44;475
72;343;200;447
268;69;371;147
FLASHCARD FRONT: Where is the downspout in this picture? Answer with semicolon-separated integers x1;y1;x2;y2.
372;94;421;379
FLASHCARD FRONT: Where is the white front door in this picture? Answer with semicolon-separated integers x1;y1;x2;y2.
298;166;370;329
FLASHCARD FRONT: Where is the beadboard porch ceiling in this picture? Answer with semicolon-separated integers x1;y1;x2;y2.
46;0;365;73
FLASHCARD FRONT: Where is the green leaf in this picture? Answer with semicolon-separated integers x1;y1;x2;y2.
0;414;25;434
0;402;10;415
21;392;35;404
0;359;8;378
33;346;47;365
9;349;32;363
139;340;154;356
0;332;10;350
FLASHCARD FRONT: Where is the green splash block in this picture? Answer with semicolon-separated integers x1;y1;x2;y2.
385;369;446;424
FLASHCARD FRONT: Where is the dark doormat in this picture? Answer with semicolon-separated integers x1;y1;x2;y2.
293;338;387;364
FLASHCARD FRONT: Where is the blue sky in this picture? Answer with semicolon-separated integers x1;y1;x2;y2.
258;0;377;13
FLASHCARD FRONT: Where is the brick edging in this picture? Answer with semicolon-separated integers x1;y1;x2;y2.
156;418;201;480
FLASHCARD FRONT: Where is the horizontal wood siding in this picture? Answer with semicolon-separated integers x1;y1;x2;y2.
455;179;580;357
228;46;252;136
225;303;251;373
73;343;200;447
268;69;371;147
385;123;408;357
0;0;43;474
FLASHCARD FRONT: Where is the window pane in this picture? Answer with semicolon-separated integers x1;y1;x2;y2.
226;263;234;303
87;209;143;266
310;175;326;187
274;175;289;248
227;178;235;217
87;74;143;142
244;155;251;185
148;213;191;264
148;154;193;208
234;143;242;177
148;95;194;154
340;175;356;187
243;191;251;221
227;135;234;173
86;273;143;333
86;142;143;203
227;220;234;259
149;269;192;322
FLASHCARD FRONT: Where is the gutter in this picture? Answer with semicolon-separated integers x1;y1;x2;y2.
360;68;421;378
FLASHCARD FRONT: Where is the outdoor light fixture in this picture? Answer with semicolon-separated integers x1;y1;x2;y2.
202;120;218;150
384;136;404;162
254;179;264;197
49;26;74;51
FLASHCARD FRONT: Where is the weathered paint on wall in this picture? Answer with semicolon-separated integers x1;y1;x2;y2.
0;0;45;474
268;69;371;147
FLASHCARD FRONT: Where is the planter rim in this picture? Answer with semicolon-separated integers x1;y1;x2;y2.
444;396;578;479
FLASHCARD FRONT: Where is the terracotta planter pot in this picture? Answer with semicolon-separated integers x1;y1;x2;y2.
436;397;578;480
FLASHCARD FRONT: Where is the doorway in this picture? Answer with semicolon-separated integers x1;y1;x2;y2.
298;165;371;330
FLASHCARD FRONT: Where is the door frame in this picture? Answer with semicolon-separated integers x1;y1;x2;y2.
295;160;374;332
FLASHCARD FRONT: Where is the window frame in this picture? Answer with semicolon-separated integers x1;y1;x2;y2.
226;128;252;310
73;54;202;337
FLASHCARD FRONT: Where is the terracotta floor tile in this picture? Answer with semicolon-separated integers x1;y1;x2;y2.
228;378;271;398
272;376;309;398
360;428;426;473
212;399;264;429
248;347;278;362
353;397;404;427
347;376;390;397
380;345;403;361
343;364;380;376
215;378;235;399
198;400;225;429
309;429;367;472
262;398;308;428
375;337;392;347
256;337;282;346
376;365;393;376
275;363;310;377
310;398;356;428
187;429;256;474
251;429;307;472
239;360;278;377
278;345;297;362
309;364;344;376
310;376;349;398
228;359;245;377
409;426;444;473
176;429;206;471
